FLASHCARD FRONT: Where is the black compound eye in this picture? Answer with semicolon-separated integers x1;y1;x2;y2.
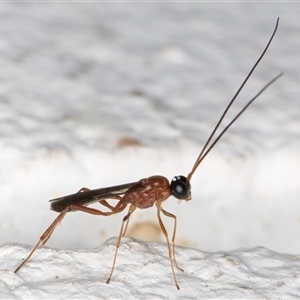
170;175;191;200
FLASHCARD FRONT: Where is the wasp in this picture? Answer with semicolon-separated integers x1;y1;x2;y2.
15;18;282;290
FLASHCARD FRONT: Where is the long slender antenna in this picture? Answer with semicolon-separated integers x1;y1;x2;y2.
196;73;282;166
187;17;280;181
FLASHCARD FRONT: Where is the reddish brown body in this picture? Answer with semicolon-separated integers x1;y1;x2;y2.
123;176;171;209
14;174;182;288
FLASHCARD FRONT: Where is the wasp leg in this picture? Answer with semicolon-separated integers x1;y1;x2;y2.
106;204;136;284
14;200;127;273
156;202;180;290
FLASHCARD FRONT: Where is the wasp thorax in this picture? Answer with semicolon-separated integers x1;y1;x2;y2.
170;175;191;200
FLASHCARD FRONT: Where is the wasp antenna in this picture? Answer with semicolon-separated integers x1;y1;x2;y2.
187;17;280;181
196;72;283;167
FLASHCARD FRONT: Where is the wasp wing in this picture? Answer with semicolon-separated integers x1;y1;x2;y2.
50;181;140;212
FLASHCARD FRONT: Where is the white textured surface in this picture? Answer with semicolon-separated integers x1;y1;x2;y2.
0;2;300;299
2;239;300;299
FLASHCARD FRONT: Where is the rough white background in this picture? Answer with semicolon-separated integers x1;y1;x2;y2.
0;2;299;299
